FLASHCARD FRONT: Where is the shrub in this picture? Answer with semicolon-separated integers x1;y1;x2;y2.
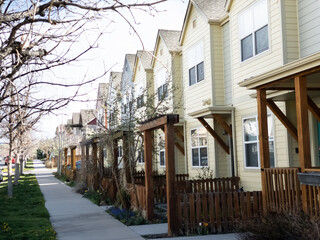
107;206;147;226
237;211;320;240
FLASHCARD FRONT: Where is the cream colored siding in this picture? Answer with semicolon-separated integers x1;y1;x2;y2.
182;6;212;118
298;0;320;57
223;22;232;105
211;25;225;105
281;0;299;63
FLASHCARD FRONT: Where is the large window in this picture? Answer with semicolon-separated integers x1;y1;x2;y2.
156;68;168;101
239;0;269;62
191;128;208;167
188;41;204;86
243;115;275;168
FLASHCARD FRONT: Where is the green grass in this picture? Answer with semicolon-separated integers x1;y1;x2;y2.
0;174;56;240
25;159;34;171
54;173;76;187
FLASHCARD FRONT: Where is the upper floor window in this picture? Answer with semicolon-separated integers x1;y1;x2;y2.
156;68;168;101
243;114;275;168
138;150;144;164
188;41;204;86
191;128;208;167
239;0;269;62
159;149;165;167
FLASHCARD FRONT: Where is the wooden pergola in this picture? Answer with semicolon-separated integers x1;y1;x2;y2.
239;52;320;213
139;114;179;236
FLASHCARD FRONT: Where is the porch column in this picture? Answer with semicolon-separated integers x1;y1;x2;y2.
257;89;270;213
165;123;178;236
71;147;76;171
295;76;311;213
113;139;119;179
92;142;98;190
81;144;86;181
85;144;90;188
123;133;131;183
64;148;68;174
144;130;153;220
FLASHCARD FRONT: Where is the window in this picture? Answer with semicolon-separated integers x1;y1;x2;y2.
159;150;165;167
138;150;144;164
118;146;123;158
156;68;169;101
188;41;204;86
239;0;269;61
191;128;208;167
243;115;275;168
137;95;144;108
158;83;168;101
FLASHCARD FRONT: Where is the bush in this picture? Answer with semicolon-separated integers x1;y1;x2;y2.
237;211;320;240
107;206;147;226
83;190;101;205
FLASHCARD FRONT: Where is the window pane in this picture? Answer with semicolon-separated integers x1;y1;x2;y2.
241;34;253;61
200;147;208;166
189;67;196;86
191;129;198;147
255;25;268;55
243;117;257;141
192;148;199;166
197;61;204;82
267;114;273;139
160;151;165;166
164;83;168;98
245;143;259;167
269;141;275;168
158;86;163;101
198;128;207;146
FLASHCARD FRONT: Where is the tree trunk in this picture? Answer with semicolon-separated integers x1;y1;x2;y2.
14;156;20;185
7;159;13;198
20;156;24;176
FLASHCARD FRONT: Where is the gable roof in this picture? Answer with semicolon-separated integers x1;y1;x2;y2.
179;0;227;44
125;54;136;71
72;112;81;125
136;50;153;70
151;29;181;67
109;71;122;90
96;83;108;110
80;109;97;126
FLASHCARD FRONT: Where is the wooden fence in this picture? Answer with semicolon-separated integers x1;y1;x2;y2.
101;177;117;201
127;183;146;212
264;168;301;213
177;191;263;234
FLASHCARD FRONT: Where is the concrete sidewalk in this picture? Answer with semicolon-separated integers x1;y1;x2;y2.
33;159;239;240
33;159;143;240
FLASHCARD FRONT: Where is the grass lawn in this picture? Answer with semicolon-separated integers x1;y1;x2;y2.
0;170;56;239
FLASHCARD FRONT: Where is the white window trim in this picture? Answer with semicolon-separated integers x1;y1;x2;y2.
238;0;270;62
242;114;276;169
190;127;208;167
159;149;166;167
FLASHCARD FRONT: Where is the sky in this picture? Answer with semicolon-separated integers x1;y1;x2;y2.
36;0;189;139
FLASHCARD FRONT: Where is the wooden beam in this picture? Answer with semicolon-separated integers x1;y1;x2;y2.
295;76;311;171
139;114;179;132
144;130;154;220
175;129;184;142
197;117;230;154
71;147;76;171
266;99;298;141
257;89;270;215
212;114;232;137
175;142;185;156
295;76;311;214
165;123;178;236
308;96;320;122
257;89;270;168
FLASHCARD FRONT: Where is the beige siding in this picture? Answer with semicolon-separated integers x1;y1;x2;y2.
281;0;299;63
182;5;213;118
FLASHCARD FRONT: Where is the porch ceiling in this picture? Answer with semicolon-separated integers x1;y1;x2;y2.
188;106;235;119
239;51;320;92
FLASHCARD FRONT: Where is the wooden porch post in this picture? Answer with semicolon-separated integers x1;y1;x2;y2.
295;76;311;213
71;147;76;170
165;123;178;236
64;148;68;174
85;144;90;188
113;139;119;178
123;133;130;183
144;130;154;220
257;89;270;214
92;142;98;190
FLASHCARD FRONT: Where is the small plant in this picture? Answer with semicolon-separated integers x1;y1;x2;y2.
83;190;101;205
115;187;130;209
197;222;209;235
237;211;320;240
107;206;147;226
54;172;75;187
194;167;214;180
